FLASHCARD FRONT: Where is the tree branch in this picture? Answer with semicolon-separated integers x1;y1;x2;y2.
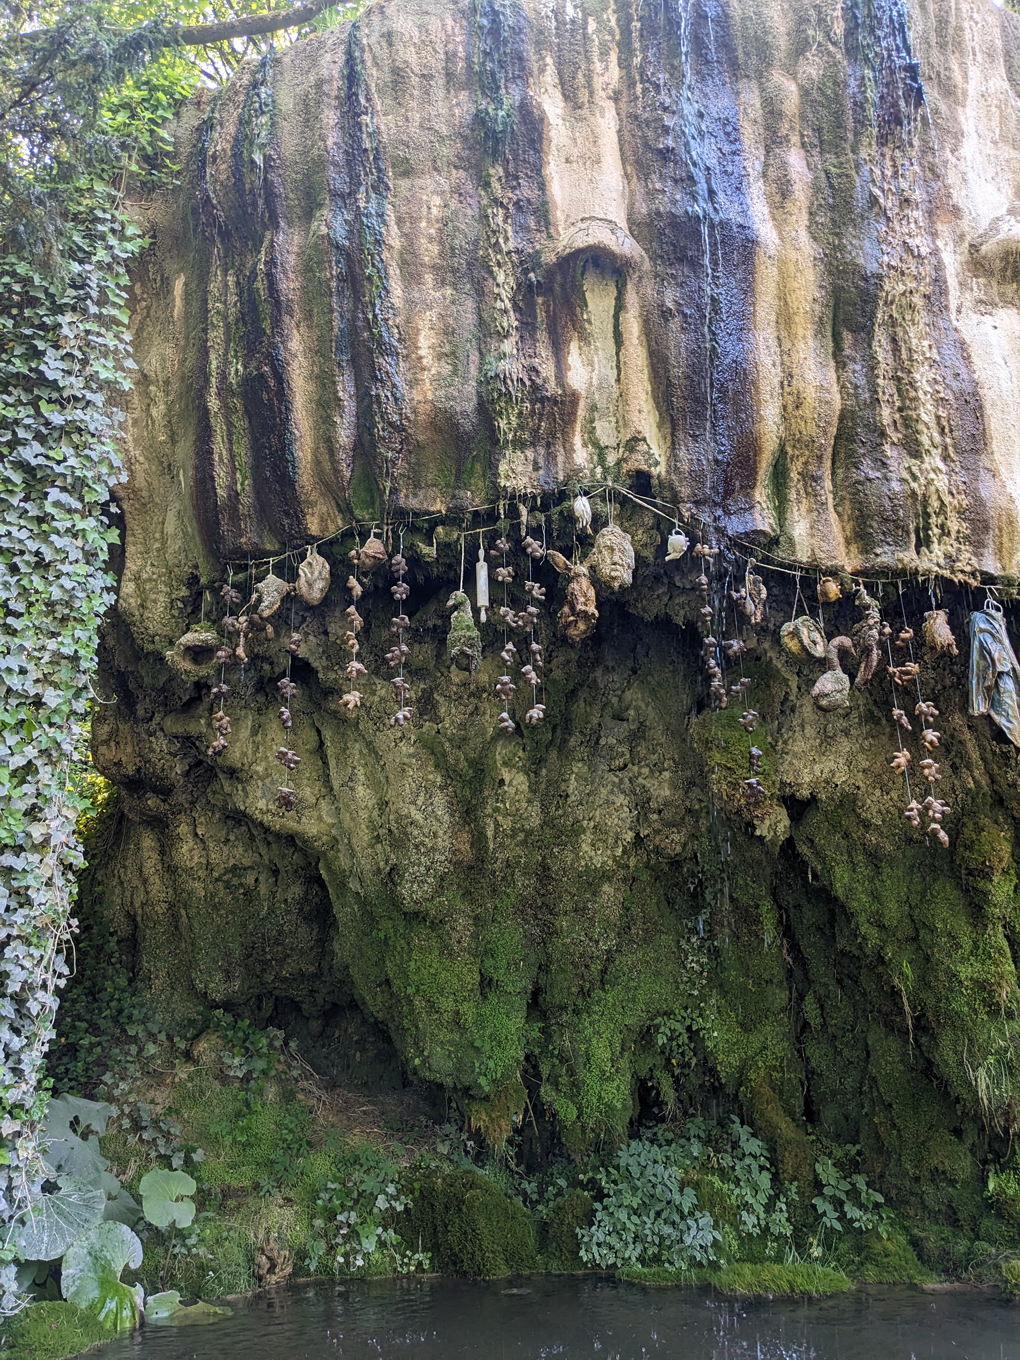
177;0;331;44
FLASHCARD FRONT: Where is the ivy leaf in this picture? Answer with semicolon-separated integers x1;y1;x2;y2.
61;1221;144;1332
16;1175;106;1262
139;1168;196;1228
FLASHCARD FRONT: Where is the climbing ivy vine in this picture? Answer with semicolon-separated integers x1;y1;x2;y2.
0;195;140;1308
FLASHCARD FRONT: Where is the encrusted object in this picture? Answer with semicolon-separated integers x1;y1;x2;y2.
817;576;842;603
741;560;767;625
811;636;856;712
665;529;688;561
558;564;599;644
447;591;482;672
573;495;593;533
296;545;331;605
587;524;635;592
780;615;826;661
350;535;387;572
923;609;959;657
254;571;292;619
852;587;882;688
165;629;222;676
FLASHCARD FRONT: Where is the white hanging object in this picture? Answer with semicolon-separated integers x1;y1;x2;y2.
572;494;592;534
665;528;688;561
475;544;489;623
296;544;330;605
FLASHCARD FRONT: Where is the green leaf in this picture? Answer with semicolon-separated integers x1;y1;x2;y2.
61;1221;144;1332
145;1290;232;1326
16;1176;106;1262
139;1168;197;1228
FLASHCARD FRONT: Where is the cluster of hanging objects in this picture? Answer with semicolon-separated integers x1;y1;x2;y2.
167;485;1020;850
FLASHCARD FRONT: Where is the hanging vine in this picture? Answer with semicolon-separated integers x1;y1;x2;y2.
0;205;140;1306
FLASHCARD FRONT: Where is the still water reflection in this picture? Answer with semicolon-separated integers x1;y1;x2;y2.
103;1277;1017;1360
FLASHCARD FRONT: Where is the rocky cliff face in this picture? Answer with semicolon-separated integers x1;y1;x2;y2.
89;0;1020;1224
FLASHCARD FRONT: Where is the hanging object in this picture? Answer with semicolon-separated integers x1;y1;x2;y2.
447;591;482;672
665;527;688;562
340;564;367;712
969;600;1020;746
558;564;599;644
817;576;842;604
350;533;387;573
165;629;221;676
475;545;490;623
254;570;292;619
740;559;767;626
780;616;826;661
587;524;635;592
811;636;856;712
297;545;331;606
852;587;881;688
923;609;958;657
388;538;413;726
573;494;593;534
546;550;572;575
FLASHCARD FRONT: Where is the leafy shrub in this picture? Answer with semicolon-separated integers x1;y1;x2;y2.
578;1139;719;1271
410;1171;536;1277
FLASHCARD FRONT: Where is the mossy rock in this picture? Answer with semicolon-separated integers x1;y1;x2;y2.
1;1301;111;1360
841;1227;933;1284
409;1170;536;1277
539;1190;593;1271
955;817;1013;879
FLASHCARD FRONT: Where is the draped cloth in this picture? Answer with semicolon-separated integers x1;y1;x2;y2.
969;601;1020;747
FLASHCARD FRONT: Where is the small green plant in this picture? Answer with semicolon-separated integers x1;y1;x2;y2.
306;1143;428;1277
810;1157;889;1249
60;1221;143;1332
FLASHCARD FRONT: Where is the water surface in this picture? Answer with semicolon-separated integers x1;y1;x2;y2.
103;1277;1018;1360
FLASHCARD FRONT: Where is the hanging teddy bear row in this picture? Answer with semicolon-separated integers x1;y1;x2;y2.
177;498;1018;840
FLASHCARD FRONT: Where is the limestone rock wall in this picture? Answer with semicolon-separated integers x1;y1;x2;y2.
124;0;1020;655
89;0;1020;1217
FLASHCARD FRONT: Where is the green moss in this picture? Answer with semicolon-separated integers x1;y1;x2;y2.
1;1302;110;1360
700;1263;852;1297
539;1190;593;1271
955;817;1013;879
837;1227;933;1284
409;1171;537;1277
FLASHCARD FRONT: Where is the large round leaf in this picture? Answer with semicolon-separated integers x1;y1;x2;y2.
62;1221;144;1332
16;1176;105;1263
139;1169;196;1229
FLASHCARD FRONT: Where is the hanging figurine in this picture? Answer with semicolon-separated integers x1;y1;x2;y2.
817;576;842;604
520;527;546;725
447;590;482;673
388;537;413;726
737;558;767;626
665;525;689;562
494;530;517;733
852;586;882;688
923;608;959;657
811;636;856;712
550;556;598;644
341;556;367;711
297;544;331;606
587;523;635;593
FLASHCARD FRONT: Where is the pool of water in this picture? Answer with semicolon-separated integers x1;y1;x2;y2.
101;1277;1017;1360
